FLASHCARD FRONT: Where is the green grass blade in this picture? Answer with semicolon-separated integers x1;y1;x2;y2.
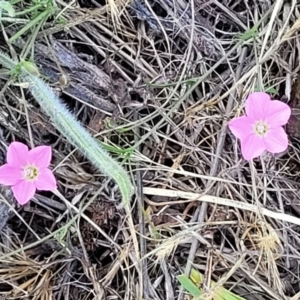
9;8;51;42
177;274;202;297
0;1;15;17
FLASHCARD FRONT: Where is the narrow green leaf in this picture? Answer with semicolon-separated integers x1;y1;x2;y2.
187;268;247;300
9;8;51;42
254;86;277;95
0;1;15;17
177;274;202;297
238;25;258;41
99;142;133;155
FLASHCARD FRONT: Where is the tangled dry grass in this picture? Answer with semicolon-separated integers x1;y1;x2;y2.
1;0;300;299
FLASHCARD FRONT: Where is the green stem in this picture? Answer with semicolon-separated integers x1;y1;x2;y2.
0;51;133;205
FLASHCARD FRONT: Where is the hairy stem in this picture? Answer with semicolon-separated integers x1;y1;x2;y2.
0;51;133;205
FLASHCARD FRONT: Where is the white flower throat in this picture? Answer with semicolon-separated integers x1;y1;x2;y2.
23;165;39;181
254;121;268;136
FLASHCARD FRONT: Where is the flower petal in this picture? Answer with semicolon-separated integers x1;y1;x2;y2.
265;100;291;127
35;168;57;191
12;180;36;205
241;134;266;160
28;146;52;168
228;116;254;140
264;127;289;153
7;142;29;167
0;164;22;185
245;92;271;119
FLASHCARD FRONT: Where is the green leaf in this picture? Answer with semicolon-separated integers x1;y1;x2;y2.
177;274;202;297
216;289;246;300
9;7;53;42
56;17;67;25
99;142;133;156
21;59;40;76
182;268;247;300
238;25;258;41
0;1;15;17
253;86;277;95
55;226;68;243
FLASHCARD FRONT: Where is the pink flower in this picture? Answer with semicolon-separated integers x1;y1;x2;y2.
0;142;57;205
228;92;291;160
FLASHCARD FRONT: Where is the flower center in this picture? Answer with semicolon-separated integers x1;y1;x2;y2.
254;121;268;136
23;165;39;181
